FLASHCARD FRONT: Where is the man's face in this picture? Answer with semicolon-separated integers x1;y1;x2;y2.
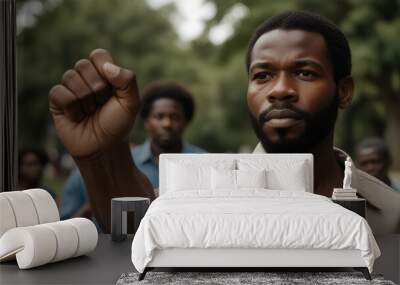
247;29;338;153
21;152;44;181
356;148;389;180
144;98;187;149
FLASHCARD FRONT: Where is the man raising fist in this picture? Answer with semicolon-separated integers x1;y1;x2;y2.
49;49;155;232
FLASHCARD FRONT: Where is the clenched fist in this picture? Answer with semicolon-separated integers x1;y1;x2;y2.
49;49;140;159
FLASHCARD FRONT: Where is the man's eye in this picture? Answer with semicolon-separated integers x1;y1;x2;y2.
153;114;163;120
171;114;182;121
297;70;317;79
253;71;272;81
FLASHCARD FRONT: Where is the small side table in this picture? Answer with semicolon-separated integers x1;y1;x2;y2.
111;197;150;242
332;198;366;218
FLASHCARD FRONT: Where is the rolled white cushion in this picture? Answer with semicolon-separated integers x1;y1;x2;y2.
24;189;59;223
0;226;57;269
0;191;39;227
65;218;98;257
0;196;17;237
42;221;79;262
0;218;98;269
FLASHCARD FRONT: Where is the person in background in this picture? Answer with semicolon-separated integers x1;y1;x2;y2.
17;148;57;200
59;80;205;219
355;137;400;192
134;80;206;189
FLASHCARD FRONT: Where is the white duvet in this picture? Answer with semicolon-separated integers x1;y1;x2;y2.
131;190;380;273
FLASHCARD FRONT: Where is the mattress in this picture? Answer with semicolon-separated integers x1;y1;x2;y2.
131;190;380;273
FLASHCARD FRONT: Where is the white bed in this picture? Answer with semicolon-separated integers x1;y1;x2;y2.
131;154;380;280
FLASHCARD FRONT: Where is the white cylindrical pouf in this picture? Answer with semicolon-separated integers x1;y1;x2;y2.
24;189;59;223
0;219;97;269
66;218;98;257
0;226;57;269
0;192;39;227
0;196;17;237
43;221;79;262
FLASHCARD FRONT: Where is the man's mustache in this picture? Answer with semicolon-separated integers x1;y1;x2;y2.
258;103;310;125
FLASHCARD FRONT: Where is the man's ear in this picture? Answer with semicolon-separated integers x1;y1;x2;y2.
338;76;354;109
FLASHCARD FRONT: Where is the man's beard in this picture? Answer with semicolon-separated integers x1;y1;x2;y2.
155;135;182;151
250;93;339;153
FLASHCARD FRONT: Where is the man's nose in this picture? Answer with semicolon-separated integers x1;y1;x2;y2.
266;73;298;103
161;117;173;128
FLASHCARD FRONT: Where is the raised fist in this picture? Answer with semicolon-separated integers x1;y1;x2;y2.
49;49;140;159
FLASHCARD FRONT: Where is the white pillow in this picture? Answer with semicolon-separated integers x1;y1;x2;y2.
238;159;309;192
236;169;267;189
167;162;210;191
211;168;236;190
211;169;267;190
166;159;236;192
269;163;307;191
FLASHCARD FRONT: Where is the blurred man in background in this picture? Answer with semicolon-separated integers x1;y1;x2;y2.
355;137;400;192
59;80;205;220
18;148;57;200
133;80;206;189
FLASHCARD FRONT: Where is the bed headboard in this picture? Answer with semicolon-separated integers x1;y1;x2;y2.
159;153;313;196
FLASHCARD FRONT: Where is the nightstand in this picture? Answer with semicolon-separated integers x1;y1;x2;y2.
331;198;366;218
111;197;150;242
